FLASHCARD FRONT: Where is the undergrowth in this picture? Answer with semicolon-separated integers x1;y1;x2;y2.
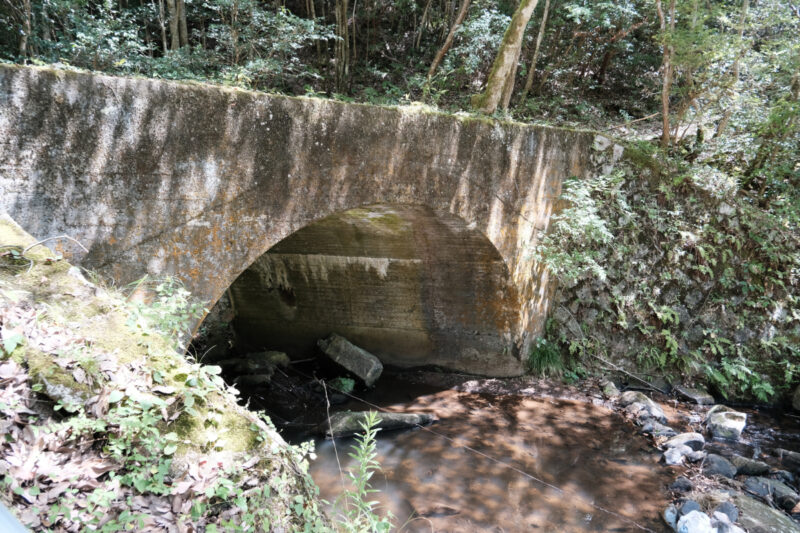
0;258;391;531
537;142;800;403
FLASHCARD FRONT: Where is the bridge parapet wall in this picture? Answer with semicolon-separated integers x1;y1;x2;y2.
0;64;595;375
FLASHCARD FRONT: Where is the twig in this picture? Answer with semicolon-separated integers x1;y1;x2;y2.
22;234;88;256
21;235;88;274
589;352;666;394
558;305;666;394
320;380;347;498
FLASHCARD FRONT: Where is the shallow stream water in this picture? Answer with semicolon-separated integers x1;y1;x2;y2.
308;378;672;532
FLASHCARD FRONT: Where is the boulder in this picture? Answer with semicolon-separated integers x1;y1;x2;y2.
619;391;667;423
729;455;770;476
713;502;739;524
704;454;737;479
677;510;714;533
775;470;796;485
705;405;747;440
664;445;693;466
679;500;702;516
698;490;800;533
686;450;707;463
220;351;290;376
778;449;800;474
670;476;693;493
640;419;677;438
600;378;620;398
793;384;800;412
665;432;705;451
318;334;383;387
675;385;715;405
319;411;435;438
743;476;800;512
664;504;679;530
711;512;745;533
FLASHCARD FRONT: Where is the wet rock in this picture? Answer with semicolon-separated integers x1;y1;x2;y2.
221;351;290;377
686;450;707;463
778;449;800;474
664;445;693;465
698;490;800;533
640;419;677;438
670;476;693;493
729;455;770;476
665;432;705;451
713;502;739;523
705;405;747;440
743;476;800;512
319;411;434;438
677;510;714;533
619;391;667;423
674;385;715;405
317;334;383;387
775;470;795;485
704;454;737;479
600;378;620;398
234;373;276;387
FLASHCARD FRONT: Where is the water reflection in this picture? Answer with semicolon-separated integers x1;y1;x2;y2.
310;390;670;532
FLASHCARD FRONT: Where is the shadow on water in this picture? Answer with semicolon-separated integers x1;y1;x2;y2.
310;376;671;532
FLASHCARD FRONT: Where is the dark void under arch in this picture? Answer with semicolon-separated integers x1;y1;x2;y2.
216;204;522;375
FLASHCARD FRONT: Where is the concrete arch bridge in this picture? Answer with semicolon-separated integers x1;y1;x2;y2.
0;65;605;376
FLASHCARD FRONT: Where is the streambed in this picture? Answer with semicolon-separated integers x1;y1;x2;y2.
308;376;672;532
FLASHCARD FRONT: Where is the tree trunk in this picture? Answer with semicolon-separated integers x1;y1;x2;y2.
593;18;647;85
656;0;676;148
166;0;180;50
716;0;748;138
154;0;168;53
427;0;471;78
520;0;551;101
178;0;189;47
472;0;540;114
415;0;434;49
335;0;350;92
19;0;31;59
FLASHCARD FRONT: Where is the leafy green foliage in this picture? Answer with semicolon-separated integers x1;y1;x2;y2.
126;276;205;349
527;336;564;377
332;411;393;533
329;376;356;395
544;147;799;403
534;171;626;283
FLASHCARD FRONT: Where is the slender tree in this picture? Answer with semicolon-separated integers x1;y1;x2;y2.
472;0;540;114
656;0;676;148
428;0;471;78
520;0;551;102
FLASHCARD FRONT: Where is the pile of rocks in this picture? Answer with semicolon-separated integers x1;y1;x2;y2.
602;381;800;532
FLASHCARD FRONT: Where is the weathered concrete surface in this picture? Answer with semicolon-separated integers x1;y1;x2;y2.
0;64;594;376
231;204;523;373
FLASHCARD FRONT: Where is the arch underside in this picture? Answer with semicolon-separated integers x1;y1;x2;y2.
226;204;522;375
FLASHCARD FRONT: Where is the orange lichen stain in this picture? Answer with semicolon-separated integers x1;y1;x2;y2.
108;235;117;245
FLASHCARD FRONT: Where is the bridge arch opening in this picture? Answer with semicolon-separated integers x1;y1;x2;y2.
191;203;523;430
196;203;522;371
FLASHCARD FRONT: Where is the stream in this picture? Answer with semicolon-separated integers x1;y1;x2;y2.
306;375;672;532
